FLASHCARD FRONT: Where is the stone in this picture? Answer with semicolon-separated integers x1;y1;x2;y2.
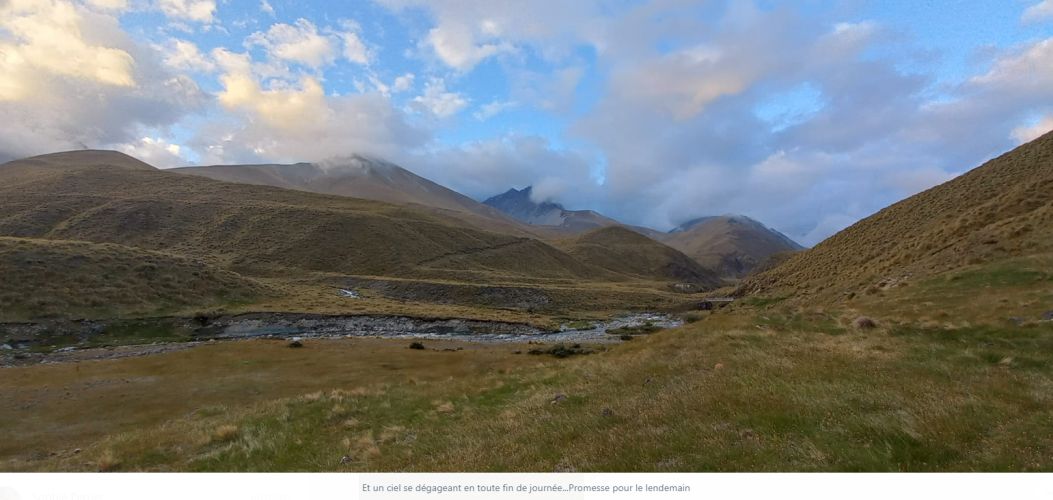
551;393;567;404
1042;311;1053;321
287;337;304;348
601;407;614;417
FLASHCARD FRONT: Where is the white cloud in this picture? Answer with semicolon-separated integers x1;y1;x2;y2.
260;0;274;17
424;26;512;71
376;0;606;71
246;19;371;68
1011;115;1053;144
0;0;205;160
247;19;336;68
339;30;370;64
971;38;1053;90
1023;0;1053;23
116;136;187;168
0;0;135;99
410;78;468;118
195;47;428;164
158;38;214;72
392;73;415;92
474;100;516;121
86;0;129;11
157;0;216;23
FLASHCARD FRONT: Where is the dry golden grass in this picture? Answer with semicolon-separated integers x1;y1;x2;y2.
0;237;268;321
0;150;713;323
744;130;1053;301
557;226;721;286
5;304;1051;472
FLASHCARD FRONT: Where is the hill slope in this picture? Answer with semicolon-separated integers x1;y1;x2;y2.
173;157;534;237
0;237;266;320
0;151;606;282
663;215;803;278
560;227;722;286
743;130;1053;300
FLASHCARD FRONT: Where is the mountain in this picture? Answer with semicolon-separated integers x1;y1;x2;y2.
559;227;721;287
662;215;804;278
743;130;1053;300
482;186;623;232
0;151;604;283
173;157;534;237
0;150;728;320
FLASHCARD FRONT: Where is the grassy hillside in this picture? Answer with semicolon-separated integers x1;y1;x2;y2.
0;150;715;322
744;130;1053;301
0;237;266;320
174;159;537;238
560;227;722;286
663;216;803;279
0;151;606;281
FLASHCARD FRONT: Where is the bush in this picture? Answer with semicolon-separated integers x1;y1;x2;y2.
527;343;593;358
408;342;426;350
682;312;703;323
853;316;878;330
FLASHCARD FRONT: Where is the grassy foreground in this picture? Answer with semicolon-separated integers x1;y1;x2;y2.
3;307;1051;472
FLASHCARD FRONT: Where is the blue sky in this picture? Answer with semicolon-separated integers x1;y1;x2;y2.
1;0;1051;244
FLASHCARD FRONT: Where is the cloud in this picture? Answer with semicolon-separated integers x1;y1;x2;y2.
158;38;214;72
246;18;372;68
193;47;428;164
157;0;216;23
376;0;607;71
392;73;415;92
86;0;128;11
474;100;516;121
0;0;205;160
247;19;336;68
1011;115;1053;144
402;135;597;203
260;0;274;17
423;25;512;71
117;136;187;167
410;78;468;118
1023;0;1053;23
0;0;136;98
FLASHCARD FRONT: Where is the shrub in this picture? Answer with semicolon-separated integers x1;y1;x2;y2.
853;316;878;330
408;342;426;350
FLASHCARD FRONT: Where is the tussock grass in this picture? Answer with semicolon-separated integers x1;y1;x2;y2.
6;312;1051;472
745;130;1053;301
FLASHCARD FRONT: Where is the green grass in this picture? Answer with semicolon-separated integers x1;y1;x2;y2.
7;309;1052;472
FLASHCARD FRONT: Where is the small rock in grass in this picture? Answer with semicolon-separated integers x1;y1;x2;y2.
408;342;426;350
601;407;614;417
1042;311;1053;321
852;316;878;330
340;455;353;464
551;393;567;404
287;338;304;348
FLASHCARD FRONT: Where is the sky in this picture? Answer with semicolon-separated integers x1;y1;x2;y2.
1;0;1052;245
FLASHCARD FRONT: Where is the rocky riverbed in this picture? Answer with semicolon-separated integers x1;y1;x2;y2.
1;312;683;365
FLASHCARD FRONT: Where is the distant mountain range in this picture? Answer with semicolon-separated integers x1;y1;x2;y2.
178;158;803;279
482;185;803;278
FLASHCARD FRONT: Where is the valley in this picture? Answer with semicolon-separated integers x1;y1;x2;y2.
1;131;1052;472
